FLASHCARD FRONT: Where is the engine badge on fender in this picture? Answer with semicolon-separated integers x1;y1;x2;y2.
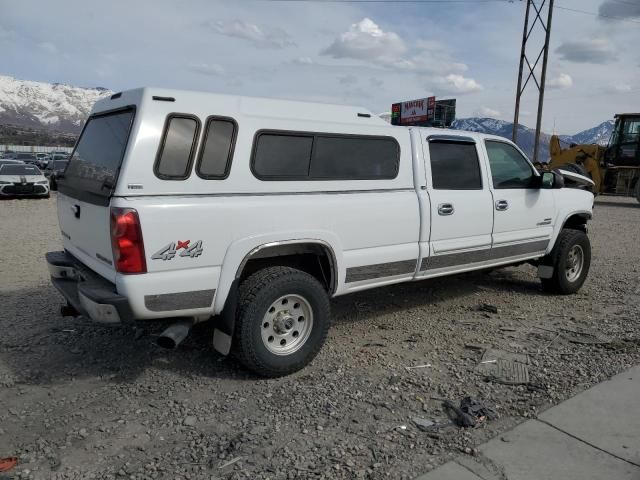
151;240;203;261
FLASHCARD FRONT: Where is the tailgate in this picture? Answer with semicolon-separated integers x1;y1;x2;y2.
57;192;115;281
56;107;136;282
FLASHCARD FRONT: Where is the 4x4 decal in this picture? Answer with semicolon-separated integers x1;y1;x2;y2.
151;240;203;261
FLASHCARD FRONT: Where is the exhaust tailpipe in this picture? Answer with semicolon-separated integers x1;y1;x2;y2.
157;320;192;349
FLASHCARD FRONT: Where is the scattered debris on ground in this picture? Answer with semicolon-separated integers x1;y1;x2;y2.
476;348;531;385
0;457;18;473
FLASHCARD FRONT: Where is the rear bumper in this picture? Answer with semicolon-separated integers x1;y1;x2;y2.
46;251;133;324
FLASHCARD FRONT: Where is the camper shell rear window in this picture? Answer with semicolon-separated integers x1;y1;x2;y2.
59;107;136;205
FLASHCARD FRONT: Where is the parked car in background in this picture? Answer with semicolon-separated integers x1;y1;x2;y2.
45;158;69;190
15;153;39;165
0;159;25;168
1;152;18;159
35;153;51;169
0;163;50;198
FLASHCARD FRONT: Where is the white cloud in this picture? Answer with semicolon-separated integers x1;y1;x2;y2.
476;106;501;117
322;18;406;64
338;74;358;85
433;74;482;94
188;63;225;76
556;38;616;64
547;73;573;89
212;20;294;49
599;0;640;20
292;56;313;65
39;41;58;55
0;25;12;42
605;83;632;93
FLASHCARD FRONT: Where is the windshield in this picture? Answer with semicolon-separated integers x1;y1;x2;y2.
60;108;135;200
53;160;68;170
0;164;42;176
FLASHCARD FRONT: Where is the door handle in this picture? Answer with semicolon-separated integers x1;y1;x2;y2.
495;200;509;211
438;203;455;216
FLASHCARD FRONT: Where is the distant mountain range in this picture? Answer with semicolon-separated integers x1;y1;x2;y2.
0;74;111;134
451;117;614;162
0;74;615;161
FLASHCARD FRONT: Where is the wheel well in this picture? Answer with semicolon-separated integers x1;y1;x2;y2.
237;243;336;294
563;213;590;233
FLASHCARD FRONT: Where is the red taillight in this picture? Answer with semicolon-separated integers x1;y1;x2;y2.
110;207;146;274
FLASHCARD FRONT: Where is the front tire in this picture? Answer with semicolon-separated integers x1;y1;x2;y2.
234;266;331;377
541;228;591;294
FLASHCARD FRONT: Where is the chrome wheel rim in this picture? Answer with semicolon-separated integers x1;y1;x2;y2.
261;294;313;355
565;245;584;282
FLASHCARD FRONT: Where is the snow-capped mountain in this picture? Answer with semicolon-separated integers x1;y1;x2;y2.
570;120;615;146
451;117;555;161
0;75;112;133
450;117;615;161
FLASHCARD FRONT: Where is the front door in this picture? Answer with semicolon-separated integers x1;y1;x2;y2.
419;135;494;274
482;140;555;259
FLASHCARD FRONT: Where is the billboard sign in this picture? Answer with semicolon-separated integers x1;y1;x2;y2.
390;96;456;127
400;98;429;124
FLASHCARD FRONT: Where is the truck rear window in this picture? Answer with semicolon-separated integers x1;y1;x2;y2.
60;108;135;203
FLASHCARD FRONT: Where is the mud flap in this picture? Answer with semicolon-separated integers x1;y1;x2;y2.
212;279;239;355
537;264;554;279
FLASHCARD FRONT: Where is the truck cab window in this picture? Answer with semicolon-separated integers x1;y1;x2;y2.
485;141;535;189
428;141;482;190
155;115;200;180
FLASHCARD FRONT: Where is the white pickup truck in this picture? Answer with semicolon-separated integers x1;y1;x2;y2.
46;88;593;377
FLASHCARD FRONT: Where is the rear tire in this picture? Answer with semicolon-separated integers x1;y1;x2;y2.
234;266;331;377
541;229;591;295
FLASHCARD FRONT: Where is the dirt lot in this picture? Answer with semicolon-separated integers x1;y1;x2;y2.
1;194;639;480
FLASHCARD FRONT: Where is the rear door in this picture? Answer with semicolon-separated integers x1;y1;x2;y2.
418;135;494;275
482;139;555;258
57;107;136;281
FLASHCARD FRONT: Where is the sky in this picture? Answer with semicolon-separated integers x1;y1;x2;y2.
0;0;639;135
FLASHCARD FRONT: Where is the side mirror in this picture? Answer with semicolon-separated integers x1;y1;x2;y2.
539;171;564;189
541;171;555;188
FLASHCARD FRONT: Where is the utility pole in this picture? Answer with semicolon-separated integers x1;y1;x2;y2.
512;0;555;162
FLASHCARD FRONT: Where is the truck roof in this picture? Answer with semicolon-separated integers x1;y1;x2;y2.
93;87;389;128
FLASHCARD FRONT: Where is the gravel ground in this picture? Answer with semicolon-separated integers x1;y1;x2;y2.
1;194;639;480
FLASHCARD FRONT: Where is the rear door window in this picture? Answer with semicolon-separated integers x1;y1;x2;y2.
196;117;237;179
154;115;200;179
60;108;135;203
428;141;483;190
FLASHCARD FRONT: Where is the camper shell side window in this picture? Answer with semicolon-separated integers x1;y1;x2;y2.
154;114;201;180
251;130;400;181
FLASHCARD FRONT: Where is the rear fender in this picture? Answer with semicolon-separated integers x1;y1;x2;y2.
212;233;342;355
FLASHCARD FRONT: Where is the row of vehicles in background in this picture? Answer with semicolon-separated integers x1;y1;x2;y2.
1;150;69;170
0;152;69;198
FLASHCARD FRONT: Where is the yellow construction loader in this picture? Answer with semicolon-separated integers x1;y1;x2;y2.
546;113;640;203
